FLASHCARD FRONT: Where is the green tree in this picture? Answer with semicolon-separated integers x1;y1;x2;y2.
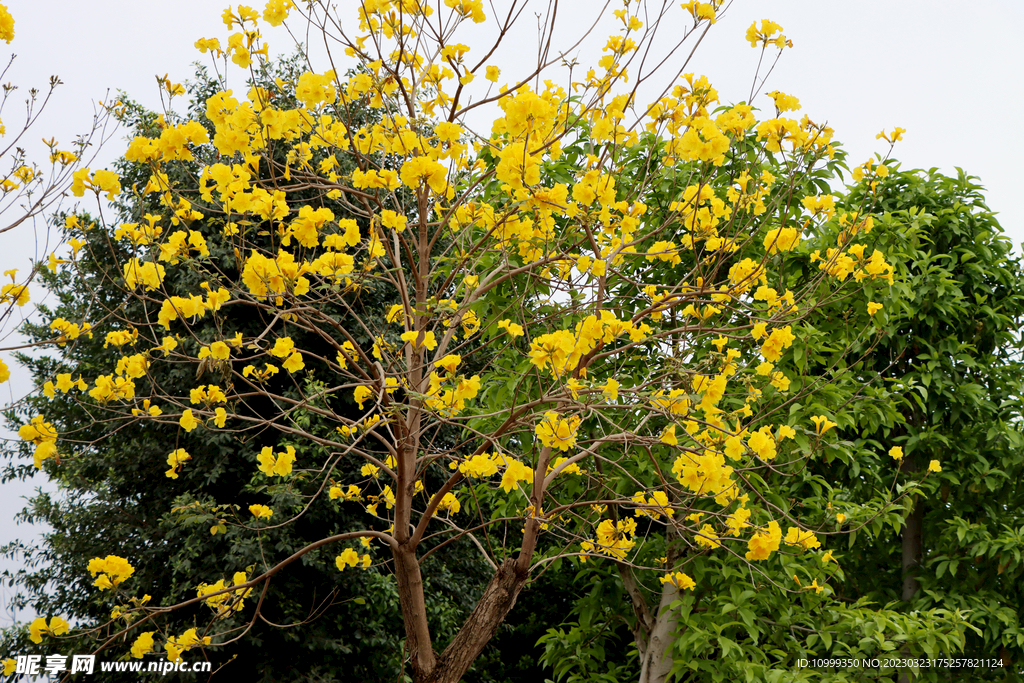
828;165;1024;680
536;162;1005;683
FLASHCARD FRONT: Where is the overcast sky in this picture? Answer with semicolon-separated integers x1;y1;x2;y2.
2;0;1023;619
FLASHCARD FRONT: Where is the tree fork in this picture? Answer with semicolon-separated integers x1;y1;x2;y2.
421;558;528;683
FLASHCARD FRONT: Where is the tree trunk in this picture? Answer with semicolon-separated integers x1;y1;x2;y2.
902;501;922;602
633;524;682;683
394;544;437;681
638;578;681;683
898;463;923;683
420;558;529;683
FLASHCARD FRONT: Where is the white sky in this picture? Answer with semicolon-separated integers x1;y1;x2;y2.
2;0;1023;619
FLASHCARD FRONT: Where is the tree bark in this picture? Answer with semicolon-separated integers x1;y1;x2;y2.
638;577;680;683
902;501;922;602
898;459;923;683
636;524;682;683
420;558;529;683
394;544;437;681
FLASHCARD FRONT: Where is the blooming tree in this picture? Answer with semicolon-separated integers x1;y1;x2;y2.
9;1;924;681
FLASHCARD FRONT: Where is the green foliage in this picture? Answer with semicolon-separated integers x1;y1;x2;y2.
826;165;1024;680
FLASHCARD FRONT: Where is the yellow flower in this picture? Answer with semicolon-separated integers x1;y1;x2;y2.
270;336;295;358
87;555;135;590
659;571;696;590
385;304;405;324
745;520;781;561
165;448;191;479
179;409;199;432
336;548;366;571
130;632;156;659
497;319;524;337
282;351;304;373
888;446;903;461
867;301;883;315
437;492;461;514
601;378;619;401
401;329;438;351
436;354;461;373
28;616;69;644
928;460;942;473
659;425;678;445
354;385;374;410
249;504;273;519
763;226;800;254
534;411;581;451
810;415;836;435
0;4;13;43
257;445;296;477
784;526;820;550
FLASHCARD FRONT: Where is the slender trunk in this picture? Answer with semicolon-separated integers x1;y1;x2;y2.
638;578;680;683
394;544;436;681
618;563;654;664
627;524;682;683
902;501;922;602
400;448;549;683
898;458;923;683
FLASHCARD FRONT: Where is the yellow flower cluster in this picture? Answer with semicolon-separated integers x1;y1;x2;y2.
534;411;581;452
249;504;273;519
784;526;820;550
197;571;253;613
42;373;87;399
29;616;69;644
0;3;13;43
659;571;696;590
87;554;136;590
335;548;372;570
581;517;637;561
672;449;735;505
166;448;191;479
631;490;673;520
424;370;480;416
166;628;212;663
257;445;296;477
745;520;782;561
18;415;58;468
50;318;92;346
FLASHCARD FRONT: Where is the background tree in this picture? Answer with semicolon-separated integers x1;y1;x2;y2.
824;164;1024;681
3;3;927;683
536;160;1009;682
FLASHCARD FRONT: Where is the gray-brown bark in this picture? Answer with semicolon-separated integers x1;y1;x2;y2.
627;524;683;683
421;558;529;683
638;577;680;683
898;459;923;683
394;543;437;681
902;501;922;602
